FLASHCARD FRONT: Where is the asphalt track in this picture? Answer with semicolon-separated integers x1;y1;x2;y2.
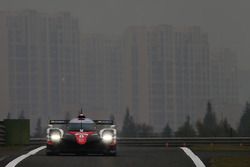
2;146;201;167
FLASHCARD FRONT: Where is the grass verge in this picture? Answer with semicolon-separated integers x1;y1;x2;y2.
191;145;250;167
191;144;250;152
210;156;250;167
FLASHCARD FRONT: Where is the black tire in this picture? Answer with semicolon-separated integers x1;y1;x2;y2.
109;152;117;156
104;150;117;156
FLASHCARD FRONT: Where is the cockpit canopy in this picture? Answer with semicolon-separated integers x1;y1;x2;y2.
67;123;96;131
67;118;96;132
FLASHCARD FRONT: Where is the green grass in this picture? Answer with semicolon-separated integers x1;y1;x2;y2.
191;145;250;167
191;144;250;152
210;156;250;167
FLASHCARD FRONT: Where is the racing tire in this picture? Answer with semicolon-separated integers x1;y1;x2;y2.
104;150;117;156
108;152;117;156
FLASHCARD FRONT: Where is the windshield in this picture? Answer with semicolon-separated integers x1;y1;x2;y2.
67;123;96;132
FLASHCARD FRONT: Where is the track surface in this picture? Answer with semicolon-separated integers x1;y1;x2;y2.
9;146;197;167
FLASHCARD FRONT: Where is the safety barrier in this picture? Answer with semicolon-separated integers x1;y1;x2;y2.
117;137;250;146
29;137;250;147
0;121;6;145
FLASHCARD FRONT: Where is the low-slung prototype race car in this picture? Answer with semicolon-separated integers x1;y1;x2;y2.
46;113;117;156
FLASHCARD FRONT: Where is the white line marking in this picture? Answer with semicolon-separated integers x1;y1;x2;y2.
180;147;206;167
5;146;46;167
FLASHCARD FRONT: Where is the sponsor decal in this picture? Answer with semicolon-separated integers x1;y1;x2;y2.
68;131;94;145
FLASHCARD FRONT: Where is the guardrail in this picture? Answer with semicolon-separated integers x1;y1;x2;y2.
0;121;6;145
117;137;250;146
29;137;250;147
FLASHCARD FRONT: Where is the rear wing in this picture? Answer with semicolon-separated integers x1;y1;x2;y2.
93;120;114;125
49;120;114;125
49;120;69;124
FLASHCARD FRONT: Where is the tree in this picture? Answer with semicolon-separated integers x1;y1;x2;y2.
218;118;236;137
175;116;196;137
161;123;172;137
34;117;43;137
238;102;250;136
7;112;11;119
197;101;218;137
18;110;25;119
196;120;205;137
121;108;137;137
203;101;217;129
136;123;154;137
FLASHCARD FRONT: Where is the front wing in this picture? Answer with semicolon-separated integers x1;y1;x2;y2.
46;134;116;154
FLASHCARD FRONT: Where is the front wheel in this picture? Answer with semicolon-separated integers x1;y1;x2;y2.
104;149;117;156
108;152;117;156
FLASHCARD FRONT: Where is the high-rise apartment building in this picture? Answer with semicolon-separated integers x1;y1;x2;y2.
123;25;210;131
0;12;9;120
174;26;210;128
0;10;239;133
147;25;176;130
123;25;177;131
123;26;151;126
0;10;80;132
80;34;122;125
210;48;239;126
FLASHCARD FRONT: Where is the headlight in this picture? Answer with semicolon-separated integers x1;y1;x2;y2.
102;133;113;143
51;133;61;142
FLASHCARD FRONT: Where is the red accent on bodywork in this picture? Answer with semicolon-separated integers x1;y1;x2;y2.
68;131;95;145
111;139;117;146
47;140;53;145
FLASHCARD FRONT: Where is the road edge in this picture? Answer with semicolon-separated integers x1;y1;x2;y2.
180;147;206;167
5;146;46;167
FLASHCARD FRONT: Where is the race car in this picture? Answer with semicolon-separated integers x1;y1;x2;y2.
46;112;117;156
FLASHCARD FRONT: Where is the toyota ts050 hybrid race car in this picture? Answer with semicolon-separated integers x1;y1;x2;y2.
46;112;117;156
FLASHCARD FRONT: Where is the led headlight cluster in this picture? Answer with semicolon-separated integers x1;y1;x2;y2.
48;128;63;143
102;132;113;143
100;128;116;144
102;133;113;142
50;132;61;142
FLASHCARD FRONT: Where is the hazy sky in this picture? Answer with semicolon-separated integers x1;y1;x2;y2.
1;0;250;69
